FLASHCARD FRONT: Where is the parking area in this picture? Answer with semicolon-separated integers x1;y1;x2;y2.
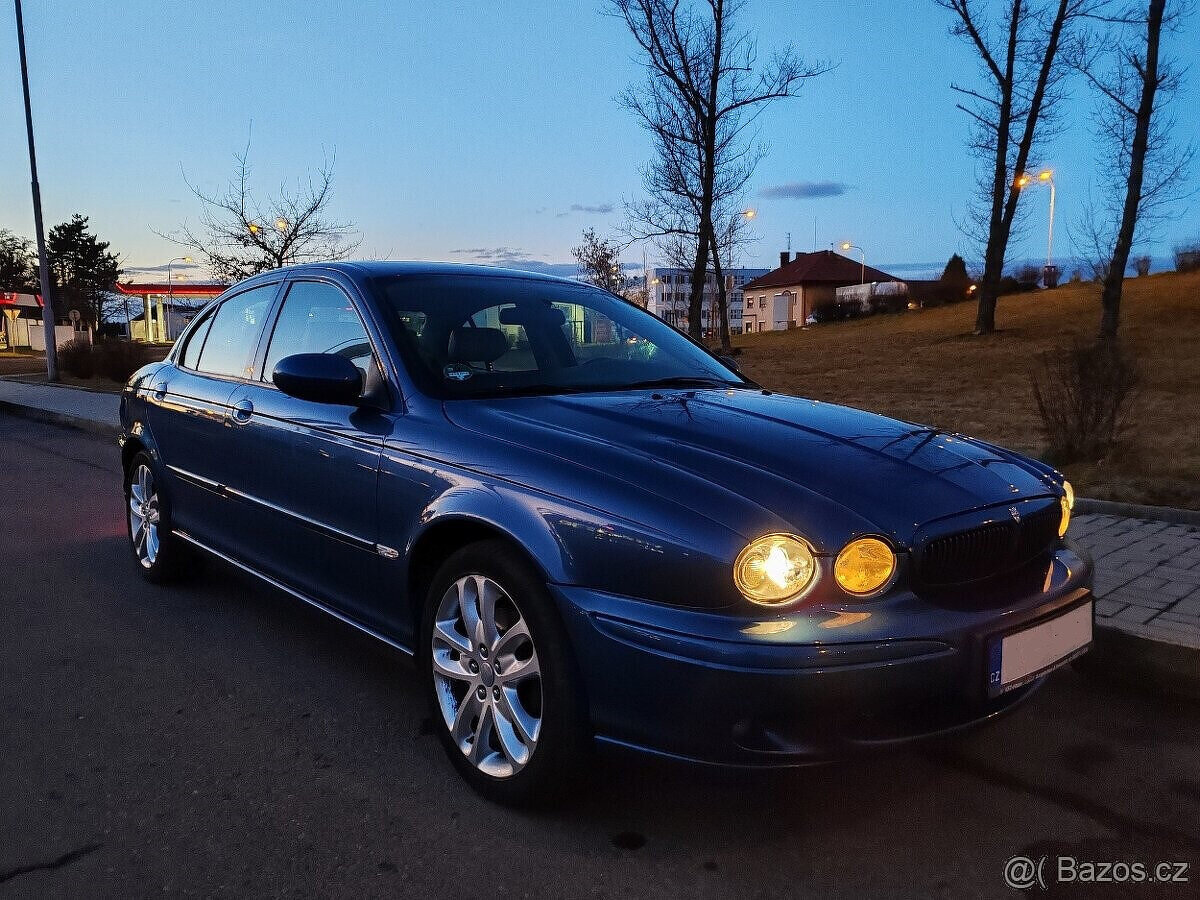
1;416;1197;899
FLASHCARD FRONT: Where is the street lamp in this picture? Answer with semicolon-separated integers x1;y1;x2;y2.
1015;170;1057;285
164;256;192;342
837;241;866;284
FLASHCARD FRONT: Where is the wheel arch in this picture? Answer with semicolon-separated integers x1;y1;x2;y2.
404;515;554;644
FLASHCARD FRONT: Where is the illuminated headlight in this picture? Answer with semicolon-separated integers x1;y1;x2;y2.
834;537;896;596
1062;479;1075;510
734;534;816;605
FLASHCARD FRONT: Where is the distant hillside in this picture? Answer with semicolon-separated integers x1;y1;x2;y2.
734;270;1200;509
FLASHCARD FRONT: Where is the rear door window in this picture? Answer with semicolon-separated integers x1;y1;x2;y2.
195;284;277;379
178;308;215;370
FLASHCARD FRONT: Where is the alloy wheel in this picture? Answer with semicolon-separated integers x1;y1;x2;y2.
431;574;543;778
128;463;161;569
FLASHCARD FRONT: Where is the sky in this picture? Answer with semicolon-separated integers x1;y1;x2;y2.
2;0;1198;282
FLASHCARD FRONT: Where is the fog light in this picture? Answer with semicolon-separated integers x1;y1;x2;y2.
734;534;816;605
834;537;896;596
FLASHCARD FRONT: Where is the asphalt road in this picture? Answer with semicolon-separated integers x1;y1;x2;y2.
2;414;1198;899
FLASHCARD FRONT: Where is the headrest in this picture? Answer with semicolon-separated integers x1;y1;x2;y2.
498;305;566;327
447;327;509;364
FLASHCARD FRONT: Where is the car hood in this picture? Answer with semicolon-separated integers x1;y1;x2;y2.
442;388;1056;548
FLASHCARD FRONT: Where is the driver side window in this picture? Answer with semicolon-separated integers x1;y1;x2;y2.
261;281;374;382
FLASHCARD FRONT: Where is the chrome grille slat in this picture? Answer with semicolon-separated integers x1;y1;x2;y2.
916;503;1061;587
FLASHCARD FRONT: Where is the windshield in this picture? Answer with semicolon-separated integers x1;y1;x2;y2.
371;274;746;399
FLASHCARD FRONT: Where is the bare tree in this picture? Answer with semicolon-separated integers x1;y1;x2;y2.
1071;0;1192;338
938;0;1093;334
612;0;826;343
162;140;360;283
571;228;630;294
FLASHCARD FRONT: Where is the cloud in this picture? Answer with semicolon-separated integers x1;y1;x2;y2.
554;202;615;218
759;181;851;200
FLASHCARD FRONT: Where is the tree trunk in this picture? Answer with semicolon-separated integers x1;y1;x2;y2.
708;225;730;352
1100;0;1164;341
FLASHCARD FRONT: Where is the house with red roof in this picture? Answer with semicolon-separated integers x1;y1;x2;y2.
741;250;900;332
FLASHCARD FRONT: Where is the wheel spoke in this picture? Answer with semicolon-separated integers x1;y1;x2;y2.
498;651;539;684
145;524;159;562
497;685;539;746
451;691;484;749
129;483;145;505
492;617;530;658
476;576;500;647
431;647;473;683
456;579;482;648
492;695;532;767
138;467;151;500
433;618;472;655
468;703;496;767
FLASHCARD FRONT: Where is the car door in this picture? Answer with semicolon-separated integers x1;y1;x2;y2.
148;281;281;555
223;278;391;625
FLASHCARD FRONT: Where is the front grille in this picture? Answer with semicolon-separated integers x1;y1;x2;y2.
915;503;1061;587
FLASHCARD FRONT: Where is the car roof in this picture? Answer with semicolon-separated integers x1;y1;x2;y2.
271;260;584;286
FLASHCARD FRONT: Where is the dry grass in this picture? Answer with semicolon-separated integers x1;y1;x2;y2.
732;270;1200;509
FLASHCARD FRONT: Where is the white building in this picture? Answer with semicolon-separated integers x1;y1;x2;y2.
644;267;770;336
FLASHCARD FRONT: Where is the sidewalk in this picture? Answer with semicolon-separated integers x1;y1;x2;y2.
0;378;120;437
1071;512;1200;650
1;379;1198;657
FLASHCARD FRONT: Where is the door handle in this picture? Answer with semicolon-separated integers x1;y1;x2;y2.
231;399;254;423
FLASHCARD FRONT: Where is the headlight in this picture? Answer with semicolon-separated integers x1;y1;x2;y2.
1062;479;1075;510
834;537;896;596
1059;496;1071;537
734;534;816;605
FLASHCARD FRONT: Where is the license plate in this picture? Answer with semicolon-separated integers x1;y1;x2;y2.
987;601;1093;696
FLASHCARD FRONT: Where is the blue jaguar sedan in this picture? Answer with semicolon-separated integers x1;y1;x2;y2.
119;262;1093;804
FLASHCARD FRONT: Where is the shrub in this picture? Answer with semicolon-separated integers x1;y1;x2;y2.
1031;339;1140;464
1134;255;1151;276
57;338;94;378
94;340;144;383
1175;240;1200;273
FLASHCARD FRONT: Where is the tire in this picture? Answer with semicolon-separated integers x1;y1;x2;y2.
421;539;590;805
124;450;193;583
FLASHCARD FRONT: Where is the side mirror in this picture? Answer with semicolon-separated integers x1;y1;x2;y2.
717;353;740;372
272;353;363;405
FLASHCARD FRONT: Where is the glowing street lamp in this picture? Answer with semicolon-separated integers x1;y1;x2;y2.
1015;169;1056;276
837;241;866;284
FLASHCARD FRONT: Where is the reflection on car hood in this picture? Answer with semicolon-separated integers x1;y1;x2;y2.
443;388;1057;547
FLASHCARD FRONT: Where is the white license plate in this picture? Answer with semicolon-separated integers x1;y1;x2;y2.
987;602;1093;696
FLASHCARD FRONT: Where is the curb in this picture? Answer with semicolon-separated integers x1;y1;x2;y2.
0;399;119;441
1076;497;1200;527
1076;624;1200;701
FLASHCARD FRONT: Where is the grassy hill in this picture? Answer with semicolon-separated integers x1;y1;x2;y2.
733;270;1200;510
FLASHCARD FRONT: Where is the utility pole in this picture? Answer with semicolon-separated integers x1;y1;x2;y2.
14;0;58;380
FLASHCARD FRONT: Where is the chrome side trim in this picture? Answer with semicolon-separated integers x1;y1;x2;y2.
221;486;376;553
172;529;414;657
166;464;223;491
376;544;400;559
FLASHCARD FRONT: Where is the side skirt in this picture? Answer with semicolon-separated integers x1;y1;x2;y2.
173;529;415;658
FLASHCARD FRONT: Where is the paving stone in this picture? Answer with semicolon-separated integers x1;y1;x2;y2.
1094;598;1125;617
1112;605;1159;625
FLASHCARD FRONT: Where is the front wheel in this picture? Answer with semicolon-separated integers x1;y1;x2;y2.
422;540;590;805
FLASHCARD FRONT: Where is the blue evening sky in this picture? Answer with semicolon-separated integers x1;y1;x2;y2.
2;1;1197;280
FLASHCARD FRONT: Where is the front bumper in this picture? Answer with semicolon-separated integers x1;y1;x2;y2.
551;544;1093;767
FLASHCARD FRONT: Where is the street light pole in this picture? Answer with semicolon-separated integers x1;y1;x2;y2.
838;242;866;284
165;256;191;341
14;0;57;380
1039;171;1056;269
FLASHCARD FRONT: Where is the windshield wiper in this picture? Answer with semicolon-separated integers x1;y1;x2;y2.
618;376;743;391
